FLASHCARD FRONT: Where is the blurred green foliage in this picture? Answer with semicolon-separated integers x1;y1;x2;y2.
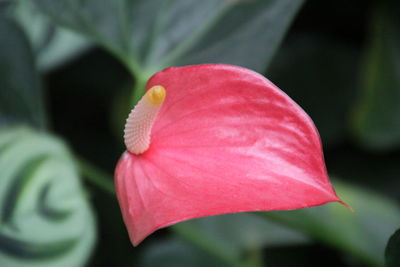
0;127;96;267
352;0;400;150
11;0;90;71
386;229;400;267
0;0;399;267
32;0;303;75
0;15;45;128
264;180;400;267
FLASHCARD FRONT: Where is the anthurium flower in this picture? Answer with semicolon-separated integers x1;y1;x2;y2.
115;64;347;246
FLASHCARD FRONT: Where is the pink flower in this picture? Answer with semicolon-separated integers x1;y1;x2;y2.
115;64;347;246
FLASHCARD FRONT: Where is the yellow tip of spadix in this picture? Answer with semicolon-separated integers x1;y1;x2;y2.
146;85;166;105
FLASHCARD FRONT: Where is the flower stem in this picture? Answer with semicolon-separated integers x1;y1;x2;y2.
131;74;149;106
76;157;115;195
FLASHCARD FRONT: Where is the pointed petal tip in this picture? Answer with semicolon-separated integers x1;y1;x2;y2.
338;200;353;211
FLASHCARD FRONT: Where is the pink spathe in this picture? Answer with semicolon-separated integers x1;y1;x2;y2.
115;64;346;246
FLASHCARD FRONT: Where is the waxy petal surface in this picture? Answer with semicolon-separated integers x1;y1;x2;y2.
115;64;343;246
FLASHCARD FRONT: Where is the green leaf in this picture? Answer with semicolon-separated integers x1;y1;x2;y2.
32;0;304;77
386;229;400;267
140;238;226;267
352;0;400;150
10;0;91;71
0;127;96;267
171;0;304;73
170;213;309;267
0;15;46;128
262;179;400;267
176;213;309;258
